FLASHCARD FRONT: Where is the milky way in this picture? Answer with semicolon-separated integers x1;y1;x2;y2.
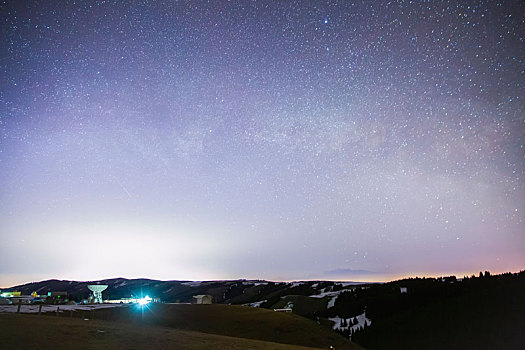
1;0;523;285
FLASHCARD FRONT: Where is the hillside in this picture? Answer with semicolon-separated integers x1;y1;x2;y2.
4;271;524;349
117;303;357;349
1;278;368;306
0;304;359;349
348;271;525;349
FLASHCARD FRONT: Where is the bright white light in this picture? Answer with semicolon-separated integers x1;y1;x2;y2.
138;295;152;306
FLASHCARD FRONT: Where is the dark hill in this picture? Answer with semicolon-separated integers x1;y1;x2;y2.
347;271;525;349
4;271;524;349
123;303;359;349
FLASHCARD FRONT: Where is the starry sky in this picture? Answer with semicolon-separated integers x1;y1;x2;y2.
1;0;524;287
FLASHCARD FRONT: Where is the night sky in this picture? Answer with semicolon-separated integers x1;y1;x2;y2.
1;0;524;286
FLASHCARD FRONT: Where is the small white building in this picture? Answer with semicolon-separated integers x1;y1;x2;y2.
273;308;292;312
192;295;213;304
400;287;408;294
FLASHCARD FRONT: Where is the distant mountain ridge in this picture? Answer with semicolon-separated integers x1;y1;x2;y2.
1;277;368;306
3;271;524;349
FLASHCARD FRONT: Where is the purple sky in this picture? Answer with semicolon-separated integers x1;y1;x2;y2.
1;0;524;287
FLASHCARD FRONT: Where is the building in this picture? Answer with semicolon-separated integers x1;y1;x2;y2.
46;292;69;304
192;295;213;304
273;308;292;312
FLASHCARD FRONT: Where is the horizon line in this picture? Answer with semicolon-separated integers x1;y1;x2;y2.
2;268;524;289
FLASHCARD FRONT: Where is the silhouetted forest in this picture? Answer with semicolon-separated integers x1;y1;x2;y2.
331;271;524;349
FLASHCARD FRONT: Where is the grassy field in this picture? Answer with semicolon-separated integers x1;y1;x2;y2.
1;304;361;349
0;313;323;349
114;304;358;349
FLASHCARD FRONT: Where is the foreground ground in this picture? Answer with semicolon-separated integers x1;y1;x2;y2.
0;304;360;349
119;303;358;349
0;313;325;349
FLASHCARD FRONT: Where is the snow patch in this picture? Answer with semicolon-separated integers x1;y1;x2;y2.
181;281;203;287
339;282;366;287
283;301;294;310
327;295;338;308
329;311;371;333
310;290;340;298
242;281;268;286
245;300;266;308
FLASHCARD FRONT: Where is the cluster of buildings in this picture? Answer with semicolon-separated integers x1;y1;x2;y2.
1;287;214;306
0;290;69;305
